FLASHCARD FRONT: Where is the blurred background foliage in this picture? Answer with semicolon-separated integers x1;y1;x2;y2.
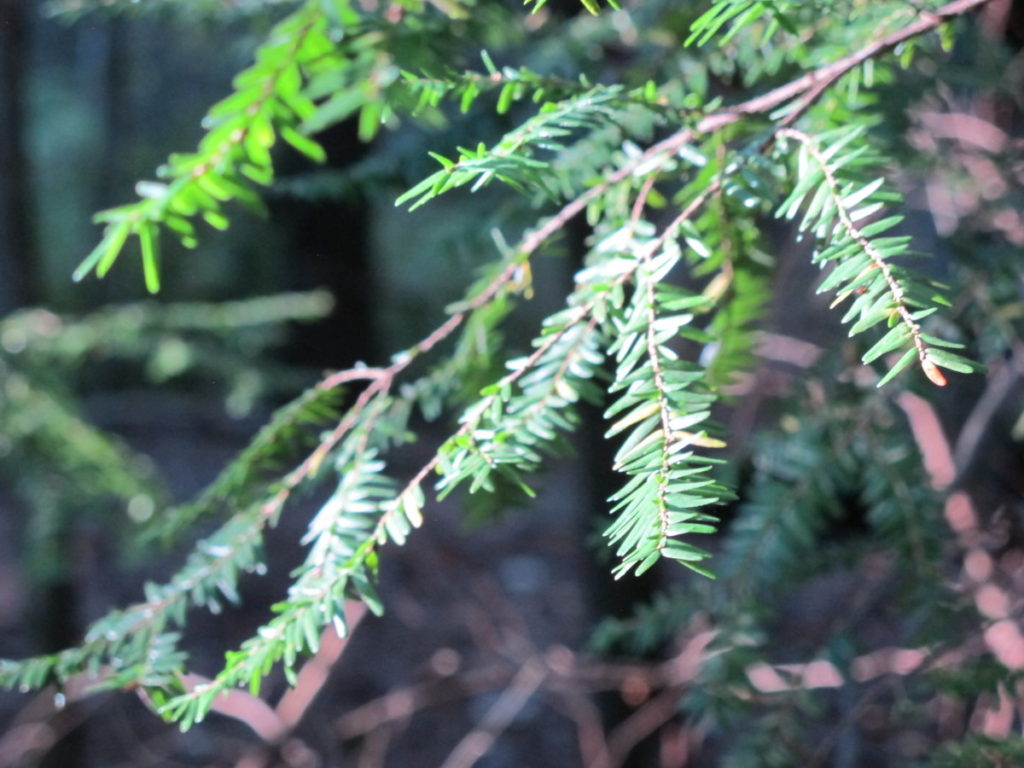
1;0;1024;766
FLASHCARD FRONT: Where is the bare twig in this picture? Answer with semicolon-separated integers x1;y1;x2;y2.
0;679;106;768
144;604;369;758
601;686;688;768
172;675;287;743
952;342;1024;479
541;687;611;768
898;391;1024;670
336;666;517;740
438;658;547;768
275;602;369;731
595;630;715;768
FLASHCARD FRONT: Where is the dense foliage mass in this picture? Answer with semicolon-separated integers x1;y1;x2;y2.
2;0;1022;764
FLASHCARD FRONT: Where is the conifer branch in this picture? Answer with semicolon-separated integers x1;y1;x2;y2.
774;126;976;385
779;127;939;381
3;0;997;735
690;0;996;133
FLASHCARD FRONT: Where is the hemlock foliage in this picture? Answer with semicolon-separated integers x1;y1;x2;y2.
3;0;1020;762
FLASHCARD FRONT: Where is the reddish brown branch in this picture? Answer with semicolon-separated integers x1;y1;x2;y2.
898;392;1024;671
439;658;547;768
694;0;995;134
275;602;369;732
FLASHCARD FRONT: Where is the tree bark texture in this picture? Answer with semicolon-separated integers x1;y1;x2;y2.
0;0;38;309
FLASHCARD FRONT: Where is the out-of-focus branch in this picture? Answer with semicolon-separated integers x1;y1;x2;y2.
439;657;547;768
952;342;1024;480
899;391;1024;671
226;601;369;767
275;602;368;731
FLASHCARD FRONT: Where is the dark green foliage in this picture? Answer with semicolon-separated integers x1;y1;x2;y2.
141;380;345;545
0;292;331;584
925;736;1024;767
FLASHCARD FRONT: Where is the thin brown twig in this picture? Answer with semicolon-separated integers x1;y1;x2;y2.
630;174;660;224
438;658;547;768
541;687;612;768
274;603;369;731
952;341;1024;480
602;685;688;768
133;606;364;755
333;627;718;767
227;604;369;767
336;666;517;740
898;392;1024;681
693;0;993;134
317;367;387;390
